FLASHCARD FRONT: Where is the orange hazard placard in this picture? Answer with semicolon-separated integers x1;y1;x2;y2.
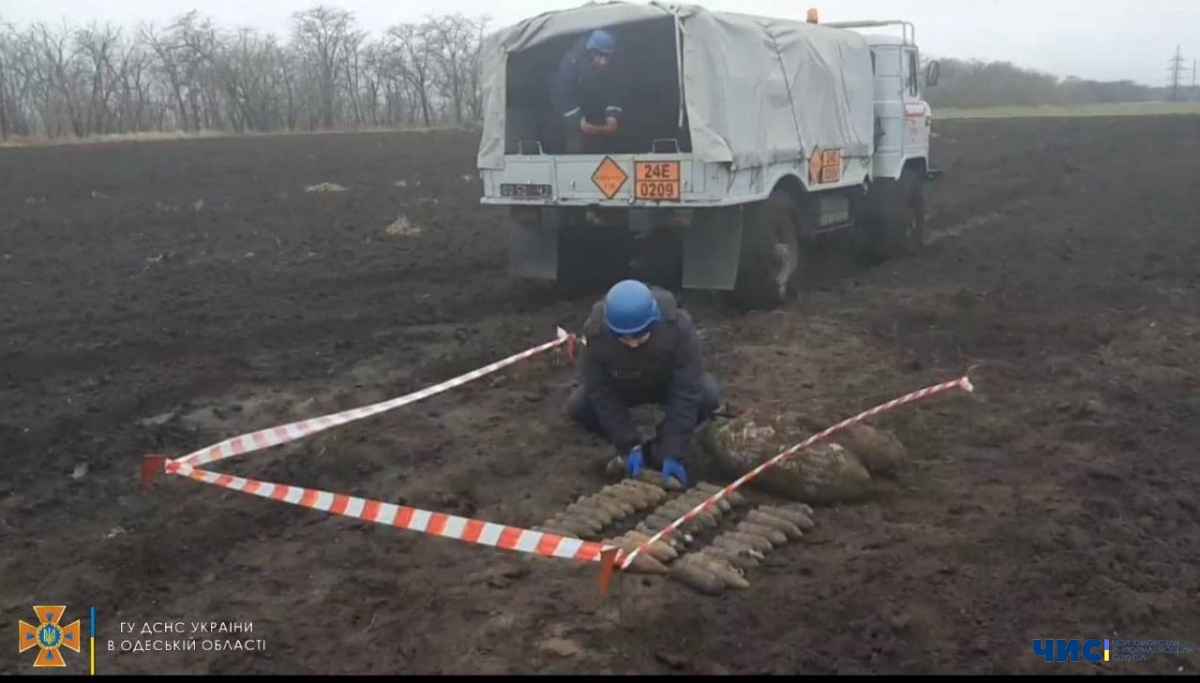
634;161;681;201
809;147;843;184
591;156;628;199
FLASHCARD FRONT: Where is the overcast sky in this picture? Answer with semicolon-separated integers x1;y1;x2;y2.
3;0;1196;85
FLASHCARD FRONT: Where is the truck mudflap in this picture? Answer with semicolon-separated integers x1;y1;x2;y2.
682;206;743;291
507;208;560;280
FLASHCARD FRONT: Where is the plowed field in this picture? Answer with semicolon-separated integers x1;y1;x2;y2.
3;116;1198;674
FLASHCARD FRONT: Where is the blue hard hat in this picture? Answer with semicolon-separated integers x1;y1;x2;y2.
586;29;616;54
604;280;661;336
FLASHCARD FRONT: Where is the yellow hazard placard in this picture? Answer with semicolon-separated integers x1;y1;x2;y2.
591;156;628;199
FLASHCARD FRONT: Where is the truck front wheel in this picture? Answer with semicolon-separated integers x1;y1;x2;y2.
731;190;802;310
856;167;925;264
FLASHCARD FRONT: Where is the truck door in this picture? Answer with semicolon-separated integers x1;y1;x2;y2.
901;45;930;161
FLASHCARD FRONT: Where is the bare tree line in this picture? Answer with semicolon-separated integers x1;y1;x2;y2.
923;56;1200;109
2;5;1193;141
0;6;490;139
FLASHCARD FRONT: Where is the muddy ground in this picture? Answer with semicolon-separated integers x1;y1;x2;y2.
3;116;1199;674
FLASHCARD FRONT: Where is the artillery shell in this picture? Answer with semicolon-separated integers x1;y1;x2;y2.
613;533;676;564
545;518;595;537
634;523;690;549
677;492;730;516
637;520;695;545
722;531;774;553
735;521;788;547
758;505;815;531
781;502;815;517
602;539;670;574
644;513;697;534
683;491;732;514
711;535;766;560
622;530;680;561
565;502;613;526
600;486;652;511
581;494;632;519
595;493;637;516
669;561;724;595
747;510;804;540
618;480;669;504
694;483;747;507
658;501;719;528
550;512;602;533
699;545;759;571
681;553;750;589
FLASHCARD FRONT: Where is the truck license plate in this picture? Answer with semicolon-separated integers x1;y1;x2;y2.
500;183;552;198
634;161;681;201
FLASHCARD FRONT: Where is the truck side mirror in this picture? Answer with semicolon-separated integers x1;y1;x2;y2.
926;60;940;87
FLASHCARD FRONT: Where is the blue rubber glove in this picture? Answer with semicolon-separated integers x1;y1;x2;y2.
662;457;689;488
625;445;644;479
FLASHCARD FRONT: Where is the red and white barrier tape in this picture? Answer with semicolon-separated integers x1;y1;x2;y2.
170;327;573;469
155;458;609;563
618;375;976;570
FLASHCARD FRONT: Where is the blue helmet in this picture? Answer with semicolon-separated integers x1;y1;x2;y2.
604;280;661;336
586;29;616;55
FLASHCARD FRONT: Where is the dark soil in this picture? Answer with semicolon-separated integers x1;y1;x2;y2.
3;116;1198;674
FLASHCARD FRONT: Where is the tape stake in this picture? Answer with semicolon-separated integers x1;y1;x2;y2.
619;374;976;570
140;454;167;489
598;546;621;595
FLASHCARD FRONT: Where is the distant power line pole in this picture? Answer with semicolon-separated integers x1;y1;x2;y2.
1168;45;1186;100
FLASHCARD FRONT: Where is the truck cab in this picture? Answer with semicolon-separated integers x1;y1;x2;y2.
476;3;940;310
823;20;939;183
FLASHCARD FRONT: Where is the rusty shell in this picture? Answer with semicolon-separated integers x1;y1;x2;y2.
599;485;653;511
694;483;748;507
604;539;670;574
711;535;767;560
550;512;602;533
758;505;815;531
622;530;680;561
565;502;613;526
680;553;750;589
699;545;760;571
747;509;804;540
581;494;632;519
669;561;724;595
735;521;789;547
722;531;774;553
781;501;815;517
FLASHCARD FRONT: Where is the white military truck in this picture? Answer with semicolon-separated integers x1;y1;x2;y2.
476;2;941;309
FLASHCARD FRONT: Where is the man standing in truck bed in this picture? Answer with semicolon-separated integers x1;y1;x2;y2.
568;280;722;489
550;29;624;154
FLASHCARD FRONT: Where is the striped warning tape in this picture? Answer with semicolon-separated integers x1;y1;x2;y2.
618;375;976;570
153;457;610;563
170;327;574;470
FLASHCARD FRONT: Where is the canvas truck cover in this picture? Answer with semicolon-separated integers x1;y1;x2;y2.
476;1;876;171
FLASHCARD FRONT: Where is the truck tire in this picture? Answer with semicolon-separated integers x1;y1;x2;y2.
855;167;925;264
731;190;802;310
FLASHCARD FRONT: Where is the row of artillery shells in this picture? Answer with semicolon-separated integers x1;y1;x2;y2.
668;504;817;595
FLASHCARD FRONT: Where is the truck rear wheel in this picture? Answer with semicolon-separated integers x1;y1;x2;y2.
730;190;802;310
